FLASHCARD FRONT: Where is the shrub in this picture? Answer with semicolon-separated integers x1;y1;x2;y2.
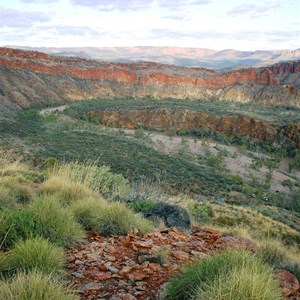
257;239;300;280
29;196;84;246
291;189;300;213
0;208;38;249
129;198;156;214
289;150;300;172
0;186;18;210
282;179;294;189
196;263;282;300
96;201;153;236
0;196;83;249
149;202;192;229
39;176;97;205
0;271;79;300
0;177;33;207
0;237;65;278
49;162;128;196
188;202;215;224
70;197;106;230
257;239;286;266
214;215;237;227
71;198;153;235
164;250;281;300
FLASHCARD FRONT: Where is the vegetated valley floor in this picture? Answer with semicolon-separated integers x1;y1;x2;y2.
1;98;300;225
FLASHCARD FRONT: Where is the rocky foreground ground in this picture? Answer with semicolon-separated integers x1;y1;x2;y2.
66;227;300;300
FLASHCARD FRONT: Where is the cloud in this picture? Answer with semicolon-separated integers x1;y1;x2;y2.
71;0;210;10
54;26;101;36
159;0;210;7
0;8;51;28
71;0;146;9
19;0;58;3
162;14;190;21
150;28;224;40
228;1;282;18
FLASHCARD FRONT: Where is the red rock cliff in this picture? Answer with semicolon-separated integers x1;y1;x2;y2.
0;47;299;110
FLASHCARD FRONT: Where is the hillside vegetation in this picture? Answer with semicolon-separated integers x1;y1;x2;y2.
0;97;300;299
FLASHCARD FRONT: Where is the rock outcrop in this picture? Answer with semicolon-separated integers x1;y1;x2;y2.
67;227;299;300
88;108;279;142
0;47;299;112
89;108;300;148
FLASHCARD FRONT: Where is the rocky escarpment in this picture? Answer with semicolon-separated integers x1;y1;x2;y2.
0;47;299;112
88;108;300;148
280;124;300;149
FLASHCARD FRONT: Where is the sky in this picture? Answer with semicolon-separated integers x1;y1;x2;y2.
0;0;299;50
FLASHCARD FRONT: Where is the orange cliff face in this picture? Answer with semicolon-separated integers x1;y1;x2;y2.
0;49;136;83
0;47;299;108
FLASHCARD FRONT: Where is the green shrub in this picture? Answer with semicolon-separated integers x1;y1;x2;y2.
188;202;214;223
129;199;156;214
70;197;106;230
257;239;300;280
0;271;79;300
257;239;286;266
289;150;300;172
42;157;59;169
291;190;300;213
50;162;128;196
71;198;153;235
96;201;153;236
164;250;281;300
282;179;294;189
0;196;83;249
0;186;18;210
0;208;39;249
29;196;84;246
0;177;33;208
214;215;237;227
0;237;65;277
196;263;282;300
39;176;97;205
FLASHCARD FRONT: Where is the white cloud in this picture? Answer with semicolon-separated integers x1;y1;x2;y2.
0;0;298;50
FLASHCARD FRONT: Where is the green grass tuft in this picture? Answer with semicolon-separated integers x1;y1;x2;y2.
164;249;282;300
71;198;153;235
0;237;65;278
49;162;128;196
39;175;98;206
70;197;106;230
29;195;84;246
0;196;84;249
0;271;79;300
96;201;154;236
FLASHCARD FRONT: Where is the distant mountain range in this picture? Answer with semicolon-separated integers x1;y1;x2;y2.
6;46;300;69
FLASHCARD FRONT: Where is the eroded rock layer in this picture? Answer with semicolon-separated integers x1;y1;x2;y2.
0;47;299;111
89;108;277;142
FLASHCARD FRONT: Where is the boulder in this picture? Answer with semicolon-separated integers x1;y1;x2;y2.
273;269;300;297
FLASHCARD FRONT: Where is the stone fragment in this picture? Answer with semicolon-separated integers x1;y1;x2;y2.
171;250;190;260
273;269;300;296
119;266;132;276
134;240;153;248
127;272;148;281
107;266;119;273
92;271;111;280
219;236;258;252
